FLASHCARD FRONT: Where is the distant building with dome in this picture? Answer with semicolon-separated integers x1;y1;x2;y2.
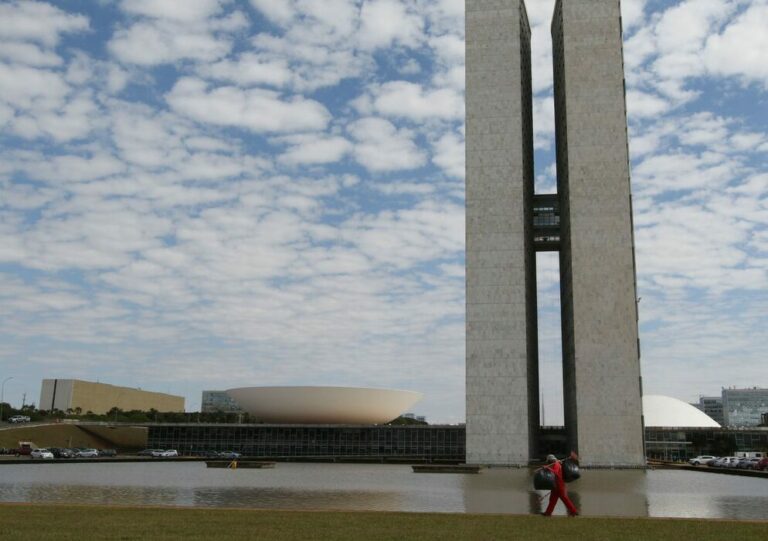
643;395;720;428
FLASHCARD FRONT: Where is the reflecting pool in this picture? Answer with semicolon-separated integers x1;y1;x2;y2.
0;463;766;520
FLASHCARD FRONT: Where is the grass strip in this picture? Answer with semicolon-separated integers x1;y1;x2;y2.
0;503;766;540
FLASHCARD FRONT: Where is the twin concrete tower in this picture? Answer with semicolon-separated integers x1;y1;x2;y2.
465;0;645;466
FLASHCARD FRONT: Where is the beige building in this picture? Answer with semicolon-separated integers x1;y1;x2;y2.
39;379;184;414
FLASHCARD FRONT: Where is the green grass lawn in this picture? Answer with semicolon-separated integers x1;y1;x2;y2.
1;504;766;540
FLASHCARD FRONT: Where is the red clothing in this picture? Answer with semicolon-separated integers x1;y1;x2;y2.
543;461;578;516
550;461;566;490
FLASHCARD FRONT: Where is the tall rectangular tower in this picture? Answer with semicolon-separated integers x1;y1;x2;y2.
465;0;644;467
552;0;645;466
465;0;538;465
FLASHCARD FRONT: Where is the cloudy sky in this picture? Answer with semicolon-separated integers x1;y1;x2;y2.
0;0;765;424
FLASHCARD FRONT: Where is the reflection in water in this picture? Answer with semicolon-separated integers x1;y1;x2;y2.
0;462;766;520
462;467;532;514
191;487;402;511
7;484;181;508
571;470;649;518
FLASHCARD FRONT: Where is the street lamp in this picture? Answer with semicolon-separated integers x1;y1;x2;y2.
0;377;14;423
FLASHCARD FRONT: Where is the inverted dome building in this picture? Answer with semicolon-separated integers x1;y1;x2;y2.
226;386;423;425
642;395;721;428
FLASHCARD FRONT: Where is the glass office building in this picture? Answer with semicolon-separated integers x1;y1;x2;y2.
694;396;724;426
723;388;768;427
201;391;242;413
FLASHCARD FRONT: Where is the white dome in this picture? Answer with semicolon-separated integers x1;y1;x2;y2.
226;386;423;424
642;395;720;428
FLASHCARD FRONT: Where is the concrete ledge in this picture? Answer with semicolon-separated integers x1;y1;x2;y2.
675;464;768;478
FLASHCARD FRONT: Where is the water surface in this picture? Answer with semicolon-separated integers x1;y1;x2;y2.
0;463;765;519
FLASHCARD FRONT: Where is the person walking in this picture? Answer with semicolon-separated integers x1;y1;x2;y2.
541;453;579;517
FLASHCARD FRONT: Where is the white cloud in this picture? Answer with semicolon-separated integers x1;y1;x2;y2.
621;0;648;31
0;63;69;110
358;0;424;50
109;21;233;65
341;199;464;268
653;0;732;58
0;1;88;46
623;27;656;72
348;117;426;172
373;182;435;196
120;0;225;22
533;96;555;149
633;151;741;197
166;77;330;133
275;134;353;166
109;0;248;66
0;41;62;67
703;3;768;87
626;89;671;119
0;59;104;142
249;0;297;26
197;53;293;87
262;36;370;91
1;0;766;425
428;34;464;66
431;131;464;179
21;152;125;184
363;81;464;121
635;202;764;293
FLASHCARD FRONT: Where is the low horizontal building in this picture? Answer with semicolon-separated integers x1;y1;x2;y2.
645;427;768;462
144;423;767;464
40;379;184;414
148;423;465;461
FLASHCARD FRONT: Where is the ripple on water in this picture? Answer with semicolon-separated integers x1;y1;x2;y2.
0;462;765;519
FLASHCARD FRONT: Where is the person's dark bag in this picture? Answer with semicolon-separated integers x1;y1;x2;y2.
562;459;581;483
533;468;556;490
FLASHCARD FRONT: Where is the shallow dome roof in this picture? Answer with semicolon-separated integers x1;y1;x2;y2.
226;386;423;425
643;395;720;428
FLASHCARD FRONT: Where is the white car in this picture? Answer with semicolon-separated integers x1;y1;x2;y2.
688;455;717;466
8;415;31;424
76;448;99;458
30;448;54;459
150;449;178;457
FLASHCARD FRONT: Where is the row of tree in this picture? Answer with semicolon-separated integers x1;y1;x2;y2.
0;403;427;425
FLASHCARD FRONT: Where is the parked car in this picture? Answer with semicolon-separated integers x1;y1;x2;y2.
217;451;241;459
150;449;178;457
16;442;33;456
76;448;99;458
193;450;220;458
737;458;760;469
756;457;768;471
30;448;54;459
713;457;740;468
688;455;717;466
54;448;77;459
138;449;162;456
98;449;117;457
8;415;31;424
